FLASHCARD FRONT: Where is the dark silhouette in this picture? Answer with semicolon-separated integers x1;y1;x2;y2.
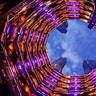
52;57;66;73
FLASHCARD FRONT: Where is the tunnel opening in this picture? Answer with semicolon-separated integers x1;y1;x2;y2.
46;19;96;75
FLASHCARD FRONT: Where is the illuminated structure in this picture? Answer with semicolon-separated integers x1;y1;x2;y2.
52;57;66;73
57;21;68;33
83;60;96;74
0;0;96;96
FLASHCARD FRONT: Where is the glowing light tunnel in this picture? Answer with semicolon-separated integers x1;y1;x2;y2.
0;0;96;96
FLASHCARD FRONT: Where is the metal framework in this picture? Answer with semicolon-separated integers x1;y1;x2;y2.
0;0;96;96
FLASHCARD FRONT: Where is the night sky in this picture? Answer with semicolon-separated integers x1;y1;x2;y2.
46;19;96;75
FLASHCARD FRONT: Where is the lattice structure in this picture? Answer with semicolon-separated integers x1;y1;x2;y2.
0;0;96;96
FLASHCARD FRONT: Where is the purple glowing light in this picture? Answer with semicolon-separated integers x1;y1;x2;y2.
69;14;80;17
91;77;96;84
6;25;16;38
52;16;57;21
11;66;17;76
36;86;49;95
49;12;54;17
34;57;39;68
68;93;80;96
34;31;39;43
18;65;22;69
6;25;10;34
70;82;81;85
66;2;80;6
70;77;81;81
90;71;96;79
17;62;24;74
44;7;50;13
42;80;55;90
69;87;80;91
46;76;57;84
38;54;44;66
20;28;26;36
19;28;26;41
40;10;46;15
39;33;45;44
67;8;80;11
26;59;32;70
39;2;44;7
50;72;61;80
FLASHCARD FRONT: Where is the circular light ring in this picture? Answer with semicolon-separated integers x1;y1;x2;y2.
1;0;96;96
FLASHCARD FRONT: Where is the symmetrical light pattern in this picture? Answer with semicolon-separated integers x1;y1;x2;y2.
0;0;96;96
